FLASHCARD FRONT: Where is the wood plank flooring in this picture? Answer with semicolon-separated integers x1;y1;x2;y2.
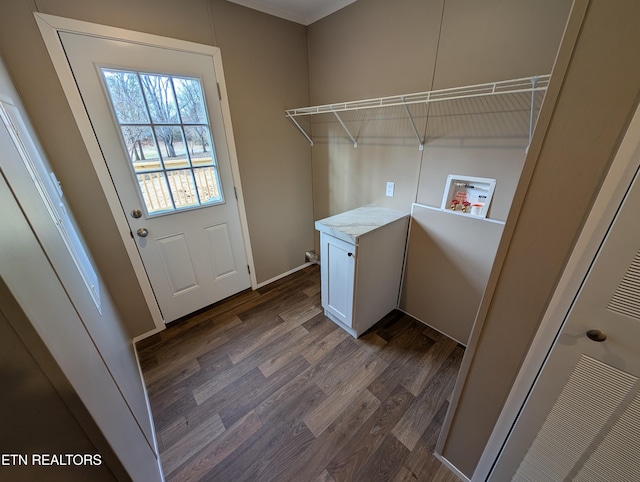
137;266;464;481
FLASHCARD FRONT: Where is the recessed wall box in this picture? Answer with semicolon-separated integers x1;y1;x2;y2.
441;175;496;218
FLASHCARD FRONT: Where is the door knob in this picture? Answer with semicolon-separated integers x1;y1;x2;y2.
131;209;142;219
137;227;149;238
586;329;607;342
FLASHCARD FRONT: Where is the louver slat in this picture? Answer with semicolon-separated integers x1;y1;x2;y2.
608;250;640;320
513;355;637;482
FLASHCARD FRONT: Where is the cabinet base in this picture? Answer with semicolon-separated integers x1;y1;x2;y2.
324;309;359;338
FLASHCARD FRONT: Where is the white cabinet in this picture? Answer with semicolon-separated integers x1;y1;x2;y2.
320;233;356;327
315;206;409;338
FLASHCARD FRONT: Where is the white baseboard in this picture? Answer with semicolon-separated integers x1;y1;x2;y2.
132;263;315;341
397;308;467;347
132;325;164;344
131;341;165;480
434;452;470;482
254;262;314;289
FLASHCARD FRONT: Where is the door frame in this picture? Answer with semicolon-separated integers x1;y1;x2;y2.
36;13;257;331
472;100;640;481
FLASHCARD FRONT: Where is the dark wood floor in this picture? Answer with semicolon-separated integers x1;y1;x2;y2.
137;266;464;481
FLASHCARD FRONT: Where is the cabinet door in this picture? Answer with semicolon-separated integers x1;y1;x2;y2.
320;233;356;327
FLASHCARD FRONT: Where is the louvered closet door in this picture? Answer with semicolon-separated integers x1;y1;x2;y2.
489;164;640;481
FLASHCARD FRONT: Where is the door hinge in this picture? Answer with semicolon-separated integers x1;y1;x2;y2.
247;265;251;274
234;186;238;200
217;82;222;100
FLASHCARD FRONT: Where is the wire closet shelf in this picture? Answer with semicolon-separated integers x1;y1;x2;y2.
285;74;550;150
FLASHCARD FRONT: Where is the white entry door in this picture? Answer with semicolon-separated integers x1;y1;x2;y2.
58;31;250;323
489;162;640;481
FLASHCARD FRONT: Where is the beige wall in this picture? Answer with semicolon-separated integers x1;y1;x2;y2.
400;206;504;345
308;0;572;228
0;283;124;481
306;0;575;477
308;0;441;222
0;0;312;336
440;0;640;476
1;54;160;479
6;2;633;477
432;0;574;89
211;1;314;281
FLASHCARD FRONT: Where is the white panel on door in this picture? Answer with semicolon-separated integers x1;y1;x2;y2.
156;233;198;295
514;355;637;482
574;391;640;481
327;241;351;319
204;223;236;279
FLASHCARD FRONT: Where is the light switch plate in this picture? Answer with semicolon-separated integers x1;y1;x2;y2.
386;181;394;197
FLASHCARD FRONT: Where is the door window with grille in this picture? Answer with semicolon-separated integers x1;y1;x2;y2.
101;69;223;215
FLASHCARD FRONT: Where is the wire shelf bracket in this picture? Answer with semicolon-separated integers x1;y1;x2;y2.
332;108;358;148
527;76;540;152
402;95;424;151
285;74;550;150
286;112;313;146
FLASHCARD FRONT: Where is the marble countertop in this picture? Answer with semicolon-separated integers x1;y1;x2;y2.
315;206;409;244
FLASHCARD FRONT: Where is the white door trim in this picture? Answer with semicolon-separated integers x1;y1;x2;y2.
472;100;640;481
35;13;257;330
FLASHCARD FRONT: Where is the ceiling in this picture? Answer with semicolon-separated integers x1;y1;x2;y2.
227;0;357;25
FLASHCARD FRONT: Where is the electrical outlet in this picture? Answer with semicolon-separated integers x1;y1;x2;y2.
386;181;395;197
